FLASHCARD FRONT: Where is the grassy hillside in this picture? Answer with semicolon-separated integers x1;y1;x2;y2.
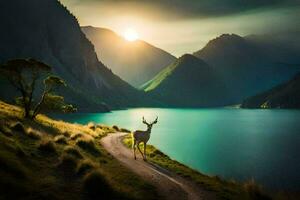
1;100;298;200
141;59;178;92
142;54;232;107
0;100;159;200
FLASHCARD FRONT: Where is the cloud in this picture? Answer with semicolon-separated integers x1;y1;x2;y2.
60;0;300;56
64;0;300;20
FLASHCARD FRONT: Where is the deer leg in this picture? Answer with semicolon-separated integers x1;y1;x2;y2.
143;142;147;161
137;142;144;159
133;139;136;160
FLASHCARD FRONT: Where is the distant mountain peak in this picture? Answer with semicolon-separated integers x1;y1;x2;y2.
142;54;230;107
82;26;176;87
178;54;208;66
219;33;242;39
82;26;116;35
193;32;300;103
211;34;244;43
0;0;154;111
204;33;245;48
179;53;197;60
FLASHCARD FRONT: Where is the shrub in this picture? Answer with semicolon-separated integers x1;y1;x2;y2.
26;128;41;140
149;153;155;158
70;133;83;140
94;130;104;138
96;125;102;129
77;160;96;175
63;146;83;159
83;170;119;200
87;122;95;131
54;135;67;144
112;125;119;131
57;154;78;176
76;139;100;155
10;122;26;134
38;140;56;153
61;131;70;137
0;126;13;137
153;149;166;157
120;128;131;133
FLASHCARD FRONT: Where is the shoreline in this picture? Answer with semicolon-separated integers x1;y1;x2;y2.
121;133;270;200
1;100;298;199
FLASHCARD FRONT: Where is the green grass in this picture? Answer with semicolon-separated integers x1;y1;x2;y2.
123;134;272;200
2;99;298;200
0;100;159;200
63;146;83;159
76;138;100;156
141;60;178;92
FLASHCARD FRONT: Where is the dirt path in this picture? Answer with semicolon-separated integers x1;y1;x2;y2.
100;132;215;200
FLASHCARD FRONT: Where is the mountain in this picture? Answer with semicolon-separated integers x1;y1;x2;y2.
81;26;176;87
194;34;300;103
142;54;231;107
241;73;300;109
0;0;154;111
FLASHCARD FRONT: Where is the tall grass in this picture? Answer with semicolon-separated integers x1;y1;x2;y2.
0;100;159;200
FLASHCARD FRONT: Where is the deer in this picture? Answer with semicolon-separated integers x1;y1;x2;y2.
132;116;158;160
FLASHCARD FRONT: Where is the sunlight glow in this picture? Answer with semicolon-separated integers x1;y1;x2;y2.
123;28;139;41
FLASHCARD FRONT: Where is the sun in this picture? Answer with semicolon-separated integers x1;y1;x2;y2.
123;28;139;42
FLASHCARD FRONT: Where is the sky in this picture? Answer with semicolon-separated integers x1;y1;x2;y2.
60;0;300;56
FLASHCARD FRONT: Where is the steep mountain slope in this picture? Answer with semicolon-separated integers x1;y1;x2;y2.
81;26;176;87
0;0;153;111
194;34;300;103
143;54;231;107
241;73;300;109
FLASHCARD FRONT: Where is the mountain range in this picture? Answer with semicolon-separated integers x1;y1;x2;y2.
1;1;300;110
81;26;176;88
142;54;232;107
194;34;300;103
241;73;300;109
142;34;300;107
0;0;155;111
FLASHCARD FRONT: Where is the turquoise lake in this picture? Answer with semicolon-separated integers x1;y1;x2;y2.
54;108;300;190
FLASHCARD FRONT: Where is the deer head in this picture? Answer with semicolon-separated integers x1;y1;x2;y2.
142;116;158;131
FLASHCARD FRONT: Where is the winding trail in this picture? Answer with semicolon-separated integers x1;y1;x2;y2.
100;132;215;200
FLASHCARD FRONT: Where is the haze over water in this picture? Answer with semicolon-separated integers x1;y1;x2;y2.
55;108;300;190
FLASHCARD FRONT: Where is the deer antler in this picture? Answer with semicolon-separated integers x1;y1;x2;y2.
152;116;158;124
142;116;149;125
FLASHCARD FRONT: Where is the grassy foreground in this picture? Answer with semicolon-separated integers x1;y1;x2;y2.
123;135;288;200
0;100;159;200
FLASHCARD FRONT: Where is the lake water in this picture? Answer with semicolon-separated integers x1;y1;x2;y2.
54;108;300;190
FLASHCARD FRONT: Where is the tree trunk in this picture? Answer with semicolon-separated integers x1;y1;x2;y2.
20;90;31;118
24;106;30;118
32;92;46;119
